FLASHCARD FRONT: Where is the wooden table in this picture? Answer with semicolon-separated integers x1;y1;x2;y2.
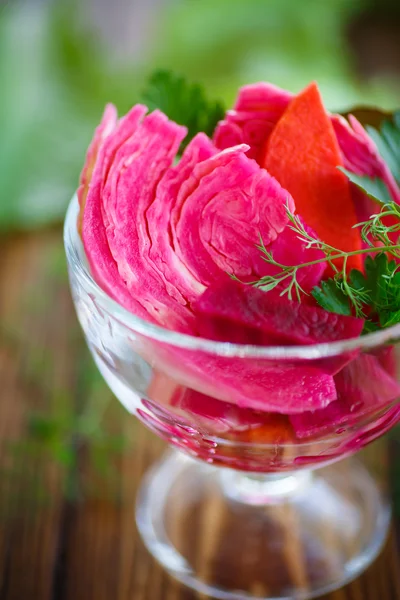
0;229;400;600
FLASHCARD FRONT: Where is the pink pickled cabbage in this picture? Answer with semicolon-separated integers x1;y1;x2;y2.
194;279;364;346
171;387;266;434
214;83;292;163
80;106;314;333
291;353;400;438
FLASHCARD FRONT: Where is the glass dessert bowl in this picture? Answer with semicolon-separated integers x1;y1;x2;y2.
65;195;400;600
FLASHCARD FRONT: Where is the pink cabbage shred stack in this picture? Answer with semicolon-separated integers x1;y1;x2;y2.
77;82;400;430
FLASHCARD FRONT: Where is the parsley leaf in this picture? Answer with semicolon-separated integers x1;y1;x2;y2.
141;70;225;148
311;280;352;316
313;253;400;333
348;268;367;292
365;254;391;310
381;309;400;328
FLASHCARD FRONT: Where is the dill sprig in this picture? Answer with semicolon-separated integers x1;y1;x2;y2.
254;202;400;295
251;201;400;330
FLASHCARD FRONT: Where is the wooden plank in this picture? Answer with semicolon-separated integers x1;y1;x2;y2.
0;232;79;599
0;235;48;596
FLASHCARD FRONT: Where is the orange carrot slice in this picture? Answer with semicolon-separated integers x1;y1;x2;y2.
229;414;295;445
262;82;362;271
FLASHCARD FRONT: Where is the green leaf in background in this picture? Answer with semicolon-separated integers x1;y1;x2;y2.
338;167;393;204
366;111;400;184
141;70;225;147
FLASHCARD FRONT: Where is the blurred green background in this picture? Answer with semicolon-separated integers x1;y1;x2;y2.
0;0;399;233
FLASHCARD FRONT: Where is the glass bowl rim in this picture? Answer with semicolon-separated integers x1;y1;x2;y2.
64;194;400;359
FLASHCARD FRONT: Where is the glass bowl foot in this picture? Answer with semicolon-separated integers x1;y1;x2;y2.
136;450;391;600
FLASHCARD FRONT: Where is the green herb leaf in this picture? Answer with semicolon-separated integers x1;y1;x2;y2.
141;70;225;148
364;254;390;308
348;268;367;292
366;111;400;184
364;254;400;329
312;253;400;332
311;280;352;316
337;168;392;204
380;309;400;328
362;320;381;334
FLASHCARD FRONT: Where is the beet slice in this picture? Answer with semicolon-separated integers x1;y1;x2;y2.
82;105;153;321
214;82;292;162
173;146;292;285
102;110;189;330
77;103;118;232
146;134;217;307
171;387;266;434
290;353;400;438
147;342;337;414
262;82;362;271
213;358;336;413
147;277;364;416
172;385;296;442
194;279;364;346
